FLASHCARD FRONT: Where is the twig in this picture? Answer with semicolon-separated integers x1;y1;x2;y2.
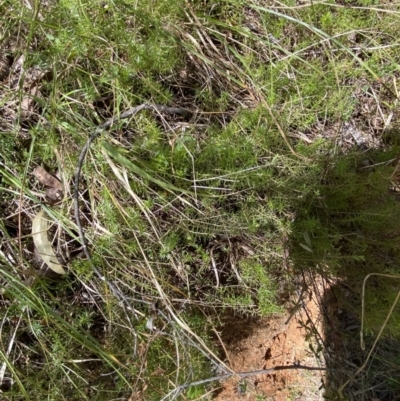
73;104;191;308
160;364;327;401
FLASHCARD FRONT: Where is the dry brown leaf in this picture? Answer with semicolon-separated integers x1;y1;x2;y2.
33;166;64;203
33;166;63;191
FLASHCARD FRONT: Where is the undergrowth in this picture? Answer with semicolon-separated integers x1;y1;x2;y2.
1;0;400;400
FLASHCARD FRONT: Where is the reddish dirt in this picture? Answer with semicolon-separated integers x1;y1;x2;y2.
214;288;325;401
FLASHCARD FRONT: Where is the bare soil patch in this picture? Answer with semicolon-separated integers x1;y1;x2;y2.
214;281;326;401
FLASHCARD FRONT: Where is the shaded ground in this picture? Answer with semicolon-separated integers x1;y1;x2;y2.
323;279;400;401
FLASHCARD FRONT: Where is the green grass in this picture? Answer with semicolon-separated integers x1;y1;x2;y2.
1;0;400;399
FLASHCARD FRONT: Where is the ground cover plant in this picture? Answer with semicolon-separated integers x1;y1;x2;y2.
1;0;400;399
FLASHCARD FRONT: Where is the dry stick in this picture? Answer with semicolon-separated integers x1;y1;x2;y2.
74;104;191;308
160;364;327;401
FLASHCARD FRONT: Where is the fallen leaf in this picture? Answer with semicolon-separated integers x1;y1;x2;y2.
33;166;64;203
32;210;66;276
33;166;63;191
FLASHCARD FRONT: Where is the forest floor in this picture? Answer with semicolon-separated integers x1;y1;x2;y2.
1;1;400;400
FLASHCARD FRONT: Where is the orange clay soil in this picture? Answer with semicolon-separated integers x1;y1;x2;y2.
214;285;325;401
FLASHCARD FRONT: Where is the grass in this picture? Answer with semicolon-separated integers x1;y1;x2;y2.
1;0;400;399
